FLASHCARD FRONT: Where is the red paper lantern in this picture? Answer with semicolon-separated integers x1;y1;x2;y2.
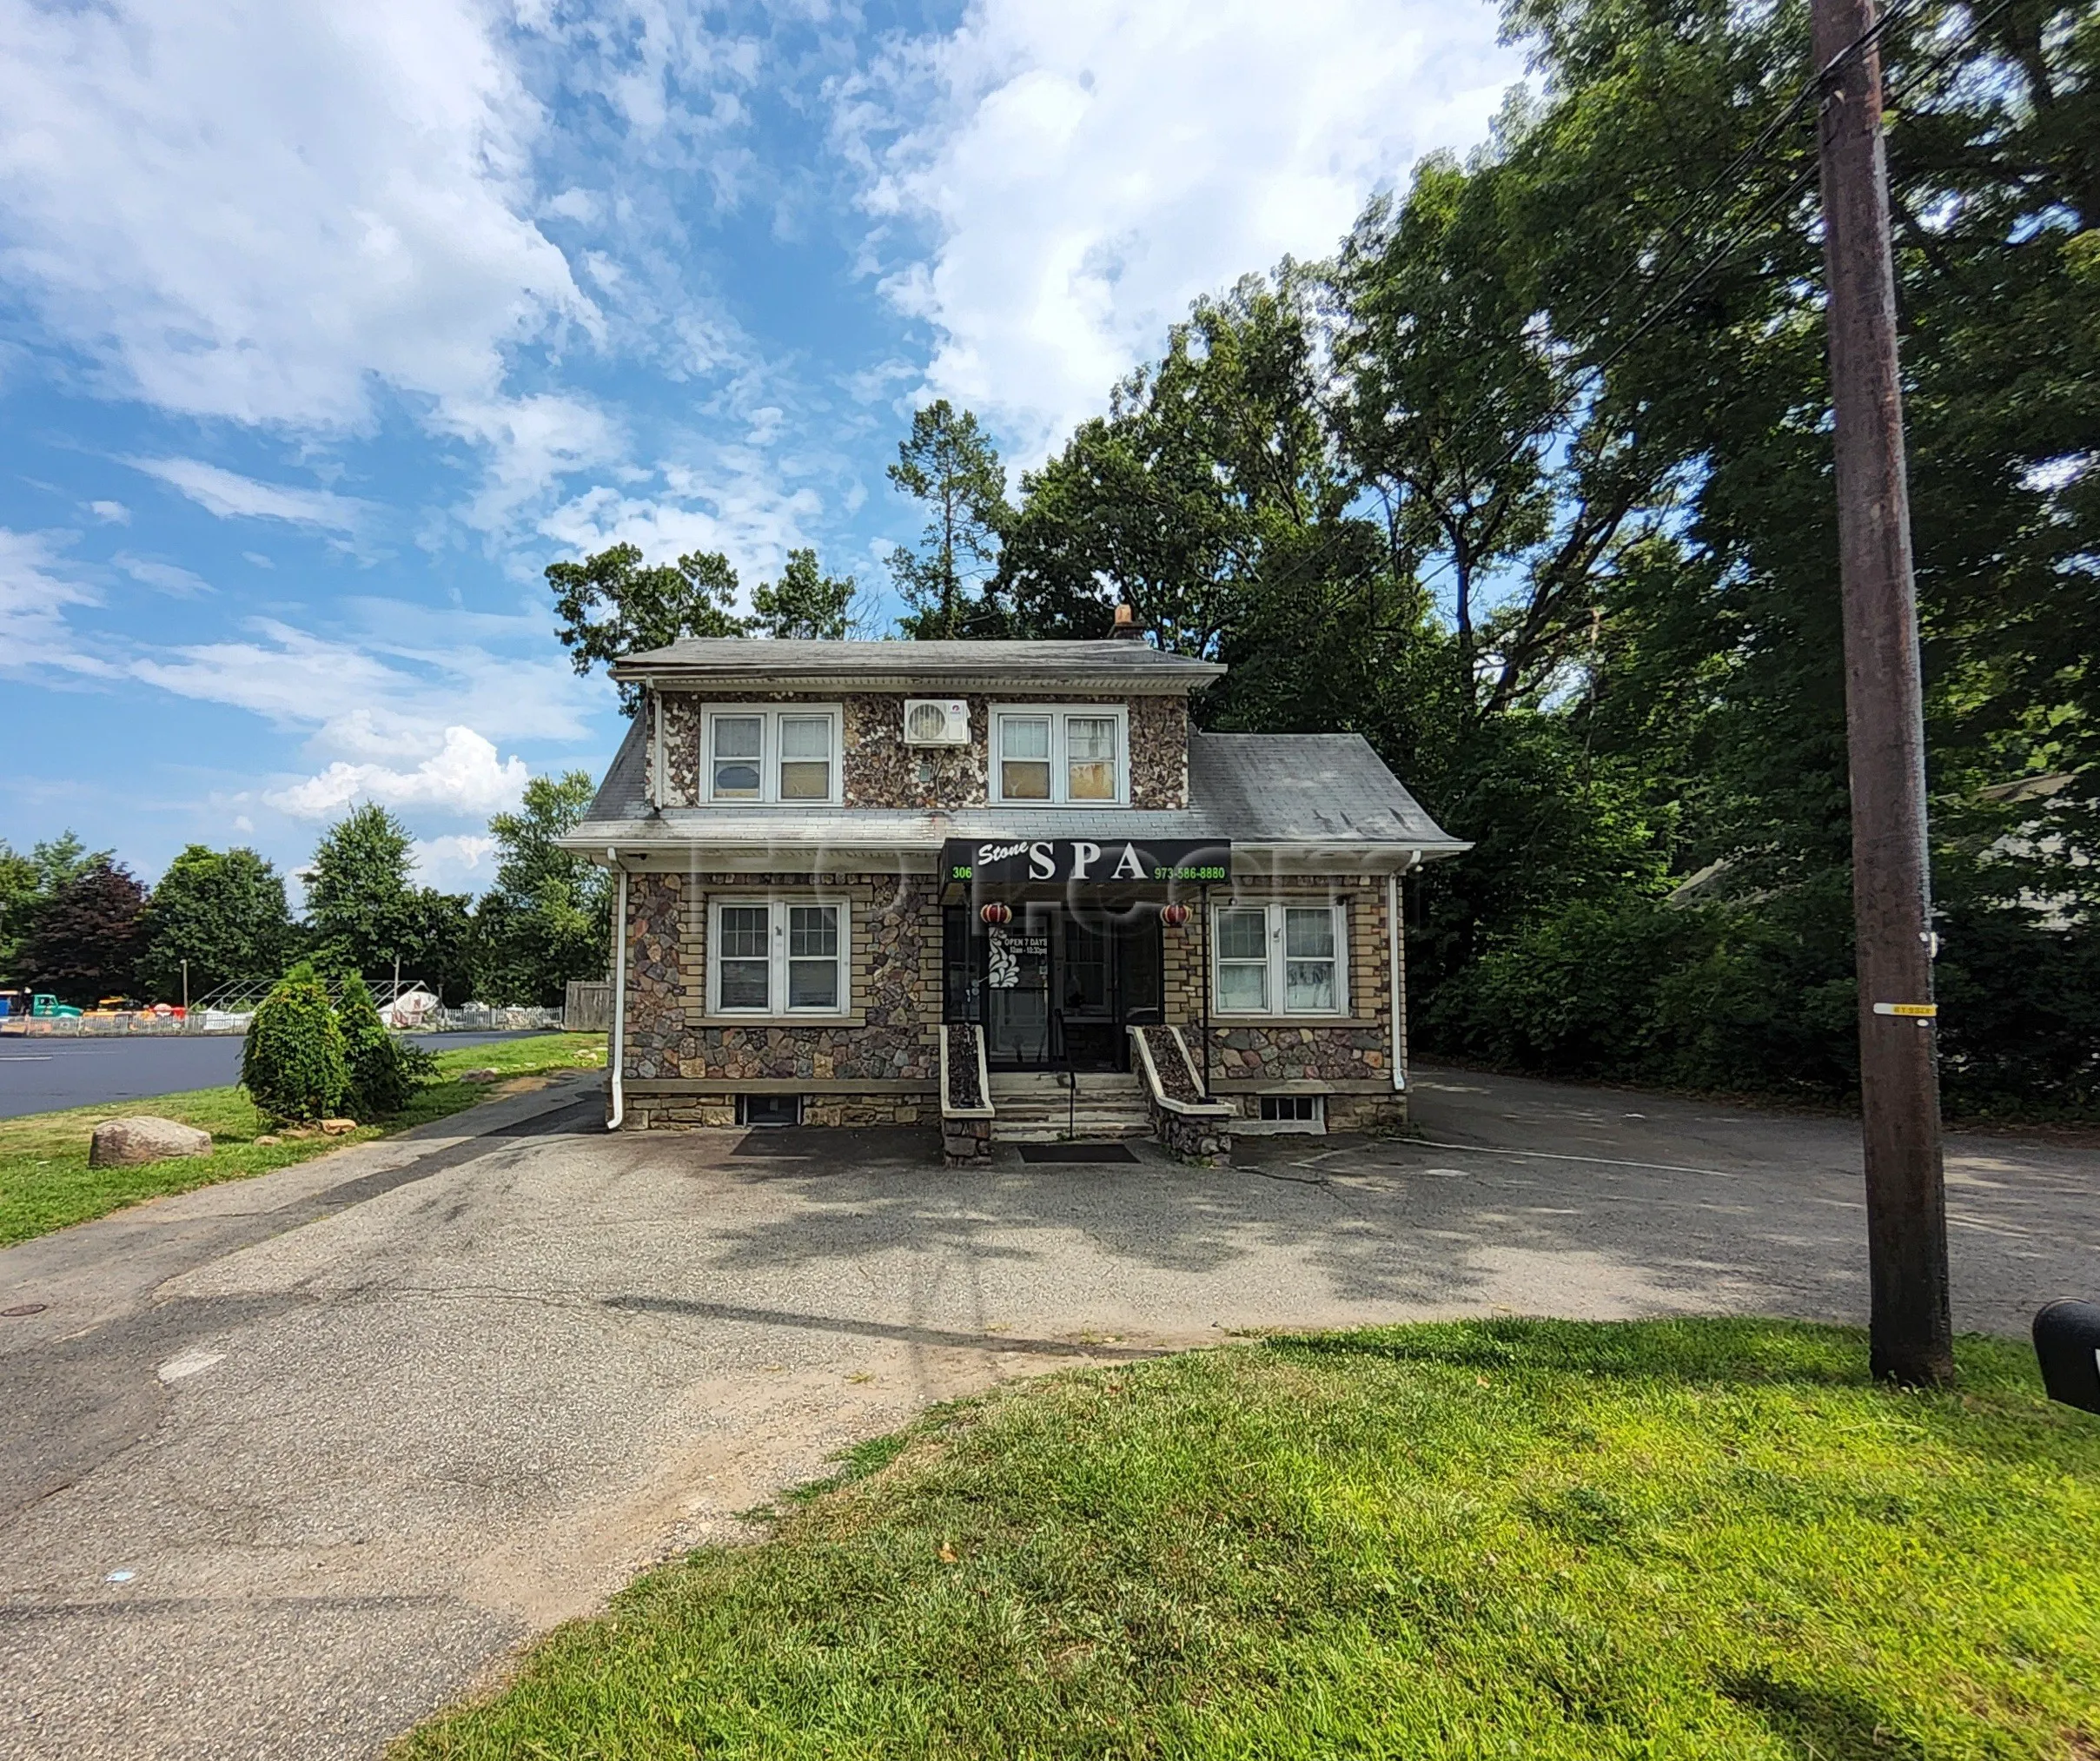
1161;903;1190;928
979;901;1012;926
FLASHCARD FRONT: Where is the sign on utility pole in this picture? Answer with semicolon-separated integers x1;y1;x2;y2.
1812;0;1952;1384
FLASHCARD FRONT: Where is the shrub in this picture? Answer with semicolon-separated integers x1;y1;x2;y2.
336;972;417;1121
242;962;349;1122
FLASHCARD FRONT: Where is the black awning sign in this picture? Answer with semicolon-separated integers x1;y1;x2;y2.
943;837;1230;885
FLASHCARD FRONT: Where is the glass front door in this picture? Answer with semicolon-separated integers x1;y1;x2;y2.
956;903;1163;1071
984;906;1053;1065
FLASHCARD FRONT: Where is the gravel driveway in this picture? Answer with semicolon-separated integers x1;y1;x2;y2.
1;1064;2091;1759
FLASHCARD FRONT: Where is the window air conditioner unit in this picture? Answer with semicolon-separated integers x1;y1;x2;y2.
904;698;970;745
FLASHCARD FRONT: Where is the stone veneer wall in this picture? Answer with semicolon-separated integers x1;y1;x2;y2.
1161;873;1407;1125
619;870;942;1129
651;691;1187;811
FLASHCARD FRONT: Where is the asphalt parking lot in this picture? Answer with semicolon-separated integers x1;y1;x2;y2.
0;1031;561;1120
0;1064;2091;1758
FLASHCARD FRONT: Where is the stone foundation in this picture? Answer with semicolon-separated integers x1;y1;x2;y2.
941;1115;992;1166
1149;1096;1230;1163
625;1090;933;1130
1323;1093;1408;1132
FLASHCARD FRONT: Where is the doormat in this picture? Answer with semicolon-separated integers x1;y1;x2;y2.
1017;1142;1139;1163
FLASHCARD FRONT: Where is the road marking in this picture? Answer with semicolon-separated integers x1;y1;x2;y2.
1410;1139;1740;1179
0;1055;55;1062
156;1348;224;1383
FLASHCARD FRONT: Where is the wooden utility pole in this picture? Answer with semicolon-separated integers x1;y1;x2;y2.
1812;0;1952;1385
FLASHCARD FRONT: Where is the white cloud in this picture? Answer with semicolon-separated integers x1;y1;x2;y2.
437;392;626;535
541;461;825;603
0;528;116;679
412;832;499;890
841;0;1520;458
129;608;600;759
116;554;214;598
0;0;596;433
268;725;529;820
87;500;130;524
127;457;367;531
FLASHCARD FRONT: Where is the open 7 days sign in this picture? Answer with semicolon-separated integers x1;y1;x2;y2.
940;837;1231;886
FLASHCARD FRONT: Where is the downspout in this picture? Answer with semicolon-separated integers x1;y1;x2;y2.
1199;883;1212;1099
1388;864;1408;1092
650;688;663;809
606;853;628;1130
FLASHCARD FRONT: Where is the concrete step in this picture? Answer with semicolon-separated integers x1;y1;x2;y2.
991;1121;1153;1143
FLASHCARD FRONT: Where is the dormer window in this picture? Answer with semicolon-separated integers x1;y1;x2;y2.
992;706;1128;806
704;705;842;805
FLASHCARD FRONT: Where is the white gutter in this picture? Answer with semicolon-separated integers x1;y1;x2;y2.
606;854;628;1130
1388;866;1407;1092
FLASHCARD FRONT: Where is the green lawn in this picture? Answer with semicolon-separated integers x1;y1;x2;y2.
399;1319;2099;1761
0;1032;606;1247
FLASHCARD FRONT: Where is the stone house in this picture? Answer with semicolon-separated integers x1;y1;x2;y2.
560;621;1464;1155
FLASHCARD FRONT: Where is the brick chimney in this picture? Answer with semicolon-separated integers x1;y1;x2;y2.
1109;602;1143;639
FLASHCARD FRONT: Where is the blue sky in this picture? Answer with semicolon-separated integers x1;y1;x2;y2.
0;0;1518;898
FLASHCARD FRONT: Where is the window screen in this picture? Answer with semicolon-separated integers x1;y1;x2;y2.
712;716;764;798
1215;907;1269;1012
786;905;840;1010
1066;717;1117;800
999;717;1051;799
716;904;772;1010
778;716;832;800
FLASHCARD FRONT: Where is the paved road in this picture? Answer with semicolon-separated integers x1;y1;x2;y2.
0;1065;2091;1758
0;1031;562;1120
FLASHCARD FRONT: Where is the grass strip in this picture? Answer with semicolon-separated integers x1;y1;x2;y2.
398;1318;2100;1761
0;1032;606;1247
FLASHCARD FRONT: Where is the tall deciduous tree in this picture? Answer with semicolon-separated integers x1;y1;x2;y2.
23;858;146;1005
0;832;109;984
305;806;474;1002
473;771;609;1005
136;845;294;1003
751;549;865;640
888;401;1010;639
547;543;747;712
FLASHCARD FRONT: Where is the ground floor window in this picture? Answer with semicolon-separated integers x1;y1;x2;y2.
1213;902;1347;1016
709;899;848;1016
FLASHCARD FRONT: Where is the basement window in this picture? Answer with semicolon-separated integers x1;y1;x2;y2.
1259;1095;1321;1123
737;1095;802;1128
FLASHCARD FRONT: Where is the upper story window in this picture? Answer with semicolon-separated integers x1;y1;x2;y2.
991;706;1128;806
703;705;842;805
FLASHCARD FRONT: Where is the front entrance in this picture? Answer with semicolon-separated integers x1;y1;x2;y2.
945;902;1163;1071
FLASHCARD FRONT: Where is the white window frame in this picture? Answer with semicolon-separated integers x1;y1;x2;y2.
701;705;844;806
990;705;1130;807
707;897;851;1018
1210;901;1349;1017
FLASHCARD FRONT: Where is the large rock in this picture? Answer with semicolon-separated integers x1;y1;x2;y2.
89;1116;213;1168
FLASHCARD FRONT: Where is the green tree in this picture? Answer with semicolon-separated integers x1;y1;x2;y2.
473;771;609;1005
547;544;747;712
305;806;474;1002
136;845;293;1003
336;971;416;1119
751;548;864;640
242;963;349;1123
0;832;109;984
888;401;1011;639
23;858;146;1006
